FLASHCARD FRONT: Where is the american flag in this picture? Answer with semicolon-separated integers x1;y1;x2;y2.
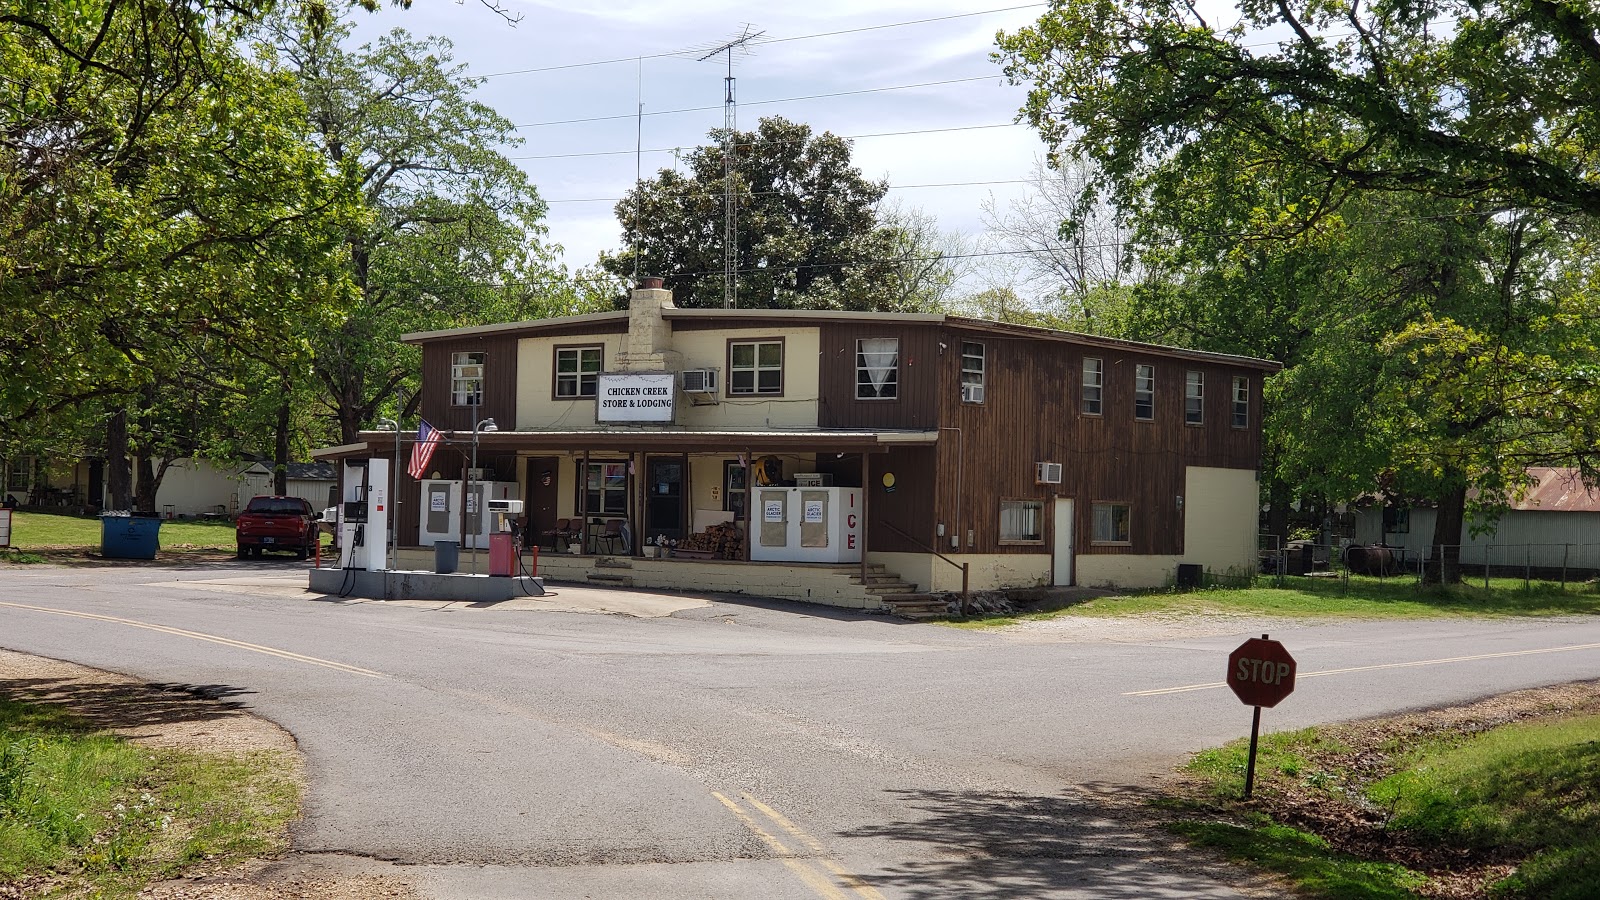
408;419;442;480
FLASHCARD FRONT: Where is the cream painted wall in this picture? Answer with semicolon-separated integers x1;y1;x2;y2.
1076;554;1184;589
513;328;821;430
866;550;1052;592
672;328;820;428
515;334;625;429
1180;465;1261;577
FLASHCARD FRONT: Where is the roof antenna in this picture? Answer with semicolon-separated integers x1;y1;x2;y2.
698;26;763;309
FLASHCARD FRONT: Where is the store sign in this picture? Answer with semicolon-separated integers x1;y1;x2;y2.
597;373;675;423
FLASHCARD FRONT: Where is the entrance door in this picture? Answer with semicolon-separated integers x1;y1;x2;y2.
644;456;685;542
1053;498;1074;586
524;457;560;547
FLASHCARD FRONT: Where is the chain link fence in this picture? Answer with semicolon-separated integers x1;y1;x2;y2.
1250;536;1600;591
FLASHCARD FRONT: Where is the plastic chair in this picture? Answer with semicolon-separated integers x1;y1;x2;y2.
544;517;570;549
597;518;624;554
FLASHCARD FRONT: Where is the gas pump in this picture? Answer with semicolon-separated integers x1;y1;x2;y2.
485;499;523;576
337;458;390;571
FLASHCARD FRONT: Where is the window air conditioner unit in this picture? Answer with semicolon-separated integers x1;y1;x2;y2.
486;499;523;514
962;383;985;403
457;365;483;378
1035;462;1063;484
682;368;718;394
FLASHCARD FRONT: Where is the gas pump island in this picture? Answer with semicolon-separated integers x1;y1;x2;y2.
307;458;545;601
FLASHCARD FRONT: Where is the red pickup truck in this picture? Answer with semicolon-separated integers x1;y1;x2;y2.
235;496;319;559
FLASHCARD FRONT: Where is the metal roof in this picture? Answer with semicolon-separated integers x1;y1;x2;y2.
1511;468;1600;513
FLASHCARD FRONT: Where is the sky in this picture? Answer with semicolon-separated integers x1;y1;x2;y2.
346;1;1057;289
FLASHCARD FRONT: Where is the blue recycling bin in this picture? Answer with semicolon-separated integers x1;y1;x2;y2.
101;515;162;560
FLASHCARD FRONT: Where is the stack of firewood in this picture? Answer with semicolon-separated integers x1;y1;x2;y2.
678;522;744;559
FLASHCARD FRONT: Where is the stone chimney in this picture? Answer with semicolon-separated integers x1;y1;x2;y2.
615;277;681;372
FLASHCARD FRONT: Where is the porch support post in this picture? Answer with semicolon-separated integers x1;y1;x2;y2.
580;449;589;554
631;451;642;557
742;448;752;563
860;450;870;586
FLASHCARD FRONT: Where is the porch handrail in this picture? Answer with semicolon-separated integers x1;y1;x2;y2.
881;520;970;607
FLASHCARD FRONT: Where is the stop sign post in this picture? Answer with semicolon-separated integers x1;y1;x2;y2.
1226;634;1297;799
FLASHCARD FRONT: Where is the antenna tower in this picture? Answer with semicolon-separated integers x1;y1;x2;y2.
698;26;763;309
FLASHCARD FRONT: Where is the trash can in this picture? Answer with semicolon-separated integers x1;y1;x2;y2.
434;539;459;574
102;514;161;560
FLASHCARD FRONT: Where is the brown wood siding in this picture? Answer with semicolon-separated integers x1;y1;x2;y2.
868;447;937;553
419;335;521;431
817;323;941;430
937;326;1262;559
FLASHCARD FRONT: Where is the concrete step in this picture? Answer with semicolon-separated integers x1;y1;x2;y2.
862;582;918;595
587;572;634;587
595;557;634;569
848;575;906;585
883;594;951;619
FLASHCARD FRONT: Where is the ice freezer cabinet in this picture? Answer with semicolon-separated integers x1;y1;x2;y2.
749;487;862;563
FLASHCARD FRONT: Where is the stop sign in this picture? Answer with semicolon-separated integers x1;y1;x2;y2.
1226;636;1297;708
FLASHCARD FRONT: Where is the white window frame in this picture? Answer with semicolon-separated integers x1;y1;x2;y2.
1091;502;1131;545
729;340;784;395
451;352;485;407
999;498;1044;544
1082;357;1103;415
1232;376;1250;428
1185;370;1205;425
556;346;603;399
960;341;985;404
1134;364;1155;421
856;338;899;400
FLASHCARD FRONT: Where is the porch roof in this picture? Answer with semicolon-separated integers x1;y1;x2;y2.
313;428;938;460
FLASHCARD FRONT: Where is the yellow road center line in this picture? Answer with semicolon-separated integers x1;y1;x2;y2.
1124;641;1600;696
742;793;887;900
0;601;386;678
712;792;849;900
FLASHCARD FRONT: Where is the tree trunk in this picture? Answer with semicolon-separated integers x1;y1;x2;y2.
134;454;158;514
1266;474;1291;546
274;396;291;495
1424;481;1468;585
106;409;132;511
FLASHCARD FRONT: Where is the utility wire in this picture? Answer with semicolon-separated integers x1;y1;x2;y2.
477;4;1049;79
508;122;1022;161
544;178;1034;205
513;75;1000;129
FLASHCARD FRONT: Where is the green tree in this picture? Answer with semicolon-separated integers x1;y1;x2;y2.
603;116;954;311
996;1;1600;582
260;15;582;443
0;0;358;509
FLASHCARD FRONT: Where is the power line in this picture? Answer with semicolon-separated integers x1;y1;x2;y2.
544;178;1034;205
513;75;1000;129
508;122;1023;161
476;4;1049;79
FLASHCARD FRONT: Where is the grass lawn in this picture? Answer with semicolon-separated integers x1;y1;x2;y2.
1;510;330;563
940;575;1600;627
0;696;299;898
1168;686;1600;899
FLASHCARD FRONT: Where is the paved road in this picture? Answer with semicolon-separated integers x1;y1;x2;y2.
3;562;1598;898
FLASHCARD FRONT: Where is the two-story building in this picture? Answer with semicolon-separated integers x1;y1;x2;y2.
314;279;1279;610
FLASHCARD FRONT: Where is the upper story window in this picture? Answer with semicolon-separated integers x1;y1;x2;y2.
1081;357;1103;415
451;352;484;406
856;338;899;400
1185;370;1205;425
960;342;985;404
1232;376;1250;428
729;339;783;395
555;346;603;399
1134;364;1155;420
